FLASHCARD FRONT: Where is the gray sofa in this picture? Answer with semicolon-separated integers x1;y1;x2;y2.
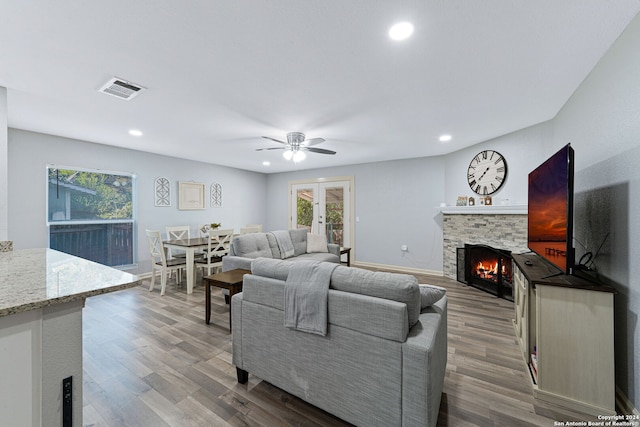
222;228;341;272
232;258;447;427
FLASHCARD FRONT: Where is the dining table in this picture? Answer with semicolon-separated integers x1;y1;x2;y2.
163;236;210;294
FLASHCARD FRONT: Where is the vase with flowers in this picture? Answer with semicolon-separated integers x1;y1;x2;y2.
201;223;222;235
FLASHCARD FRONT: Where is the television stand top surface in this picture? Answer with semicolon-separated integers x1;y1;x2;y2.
512;253;615;293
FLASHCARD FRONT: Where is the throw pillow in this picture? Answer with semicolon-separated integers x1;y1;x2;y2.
306;233;329;253
419;284;446;309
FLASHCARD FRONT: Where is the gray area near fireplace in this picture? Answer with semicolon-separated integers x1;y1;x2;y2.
442;213;527;279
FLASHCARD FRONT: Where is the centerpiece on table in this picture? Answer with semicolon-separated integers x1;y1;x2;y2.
200;223;222;235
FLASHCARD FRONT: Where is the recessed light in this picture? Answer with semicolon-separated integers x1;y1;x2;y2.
439;134;452;142
262;161;271;166
389;22;414;41
129;129;143;137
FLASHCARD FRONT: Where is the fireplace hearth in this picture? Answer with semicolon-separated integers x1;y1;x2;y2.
457;244;513;301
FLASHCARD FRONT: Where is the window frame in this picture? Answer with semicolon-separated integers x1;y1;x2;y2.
46;165;137;269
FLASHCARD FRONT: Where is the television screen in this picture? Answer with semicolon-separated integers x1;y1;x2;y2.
527;144;575;274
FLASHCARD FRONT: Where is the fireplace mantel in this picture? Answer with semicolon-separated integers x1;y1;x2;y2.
439;204;527;215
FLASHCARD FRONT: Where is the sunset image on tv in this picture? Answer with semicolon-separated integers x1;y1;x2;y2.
528;145;572;272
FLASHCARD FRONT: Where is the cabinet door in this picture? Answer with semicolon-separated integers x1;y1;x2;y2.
512;264;528;356
535;285;615;415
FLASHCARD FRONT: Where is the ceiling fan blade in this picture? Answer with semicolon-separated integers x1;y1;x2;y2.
262;136;288;145
256;147;286;151
303;147;336;155
301;137;325;147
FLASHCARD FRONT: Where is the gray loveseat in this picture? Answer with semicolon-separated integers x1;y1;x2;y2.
231;258;447;427
222;228;340;272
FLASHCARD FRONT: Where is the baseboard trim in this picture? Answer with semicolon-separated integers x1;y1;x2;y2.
616;385;639;416
351;261;443;277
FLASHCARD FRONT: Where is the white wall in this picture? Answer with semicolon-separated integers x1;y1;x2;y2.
266;157;445;273
551;11;640;411
0;87;7;240
8;129;268;274
443;121;553;207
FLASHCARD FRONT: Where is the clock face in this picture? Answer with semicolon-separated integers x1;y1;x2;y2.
467;150;508;195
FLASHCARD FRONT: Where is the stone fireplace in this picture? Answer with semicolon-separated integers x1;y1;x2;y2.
441;205;528;281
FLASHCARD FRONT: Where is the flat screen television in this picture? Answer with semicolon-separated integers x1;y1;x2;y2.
527;143;575;274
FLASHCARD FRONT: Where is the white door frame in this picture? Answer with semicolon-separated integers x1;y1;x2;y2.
288;176;355;254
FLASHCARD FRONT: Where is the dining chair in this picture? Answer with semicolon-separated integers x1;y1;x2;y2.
165;225;190;257
165;225;191;282
195;228;234;276
240;224;263;234
145;229;187;296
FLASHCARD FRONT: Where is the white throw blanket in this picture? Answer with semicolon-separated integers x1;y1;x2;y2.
284;261;339;336
270;230;294;259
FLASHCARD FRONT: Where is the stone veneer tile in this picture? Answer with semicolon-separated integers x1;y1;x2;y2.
443;214;527;279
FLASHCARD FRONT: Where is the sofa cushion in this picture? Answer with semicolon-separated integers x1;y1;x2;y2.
231;233;273;258
265;232;281;259
251;257;293;280
330;266;421;327
251;259;421;327
419;284;447;309
307;233;329;253
289;228;308;256
242;274;410;342
295;252;340;263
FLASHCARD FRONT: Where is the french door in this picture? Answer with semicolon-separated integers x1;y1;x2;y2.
290;178;352;250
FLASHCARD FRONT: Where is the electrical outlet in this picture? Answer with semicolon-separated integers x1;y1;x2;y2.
401;245;408;252
63;376;72;427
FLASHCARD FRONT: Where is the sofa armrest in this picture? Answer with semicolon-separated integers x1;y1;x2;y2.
401;296;447;427
222;255;254;272
231;292;244;368
327;243;340;256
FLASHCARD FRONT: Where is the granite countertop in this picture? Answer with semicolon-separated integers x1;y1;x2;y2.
0;248;141;317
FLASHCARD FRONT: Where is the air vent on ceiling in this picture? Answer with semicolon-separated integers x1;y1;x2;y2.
98;77;146;100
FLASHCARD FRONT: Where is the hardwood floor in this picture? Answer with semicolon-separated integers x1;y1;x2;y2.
82;270;603;427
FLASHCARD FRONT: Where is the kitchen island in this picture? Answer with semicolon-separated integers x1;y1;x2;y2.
0;248;140;427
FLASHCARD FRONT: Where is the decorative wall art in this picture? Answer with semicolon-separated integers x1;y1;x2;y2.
178;181;206;210
0;241;13;252
210;182;222;207
154;177;171;207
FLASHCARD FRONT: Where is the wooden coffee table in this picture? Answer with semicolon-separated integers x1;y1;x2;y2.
203;269;250;331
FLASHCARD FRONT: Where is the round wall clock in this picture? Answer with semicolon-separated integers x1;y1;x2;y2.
467;150;507;195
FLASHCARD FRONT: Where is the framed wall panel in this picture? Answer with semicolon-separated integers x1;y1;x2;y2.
178;181;205;210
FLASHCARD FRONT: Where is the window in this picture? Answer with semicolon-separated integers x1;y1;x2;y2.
47;166;136;267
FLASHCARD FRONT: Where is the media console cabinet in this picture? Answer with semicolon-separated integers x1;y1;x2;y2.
512;253;616;416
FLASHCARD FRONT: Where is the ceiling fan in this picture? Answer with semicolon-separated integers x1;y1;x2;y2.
257;132;336;162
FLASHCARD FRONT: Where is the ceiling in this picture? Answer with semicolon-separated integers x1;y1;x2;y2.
1;1;639;173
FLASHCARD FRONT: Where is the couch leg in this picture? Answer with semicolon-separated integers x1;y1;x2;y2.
237;368;248;384
225;294;230;305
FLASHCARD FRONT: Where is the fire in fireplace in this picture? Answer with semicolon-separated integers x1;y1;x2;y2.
457;244;513;301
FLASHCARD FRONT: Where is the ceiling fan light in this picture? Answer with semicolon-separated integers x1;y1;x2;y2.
283;150;294;160
293;150;306;162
